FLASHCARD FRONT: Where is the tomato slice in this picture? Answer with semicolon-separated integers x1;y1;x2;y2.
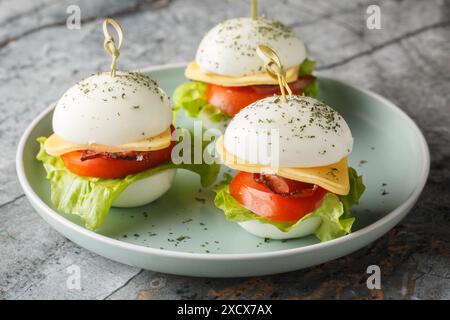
61;141;175;179
229;171;327;222
206;75;315;116
61;126;176;179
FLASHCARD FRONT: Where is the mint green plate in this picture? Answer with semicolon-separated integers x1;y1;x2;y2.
16;64;429;277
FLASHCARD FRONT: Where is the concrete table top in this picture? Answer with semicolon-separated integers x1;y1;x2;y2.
1;0;449;300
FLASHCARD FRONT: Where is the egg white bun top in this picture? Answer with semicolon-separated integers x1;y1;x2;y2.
196;17;306;77
52;71;172;146
223;96;353;168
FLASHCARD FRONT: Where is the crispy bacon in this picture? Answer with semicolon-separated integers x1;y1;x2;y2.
254;174;290;194
254;173;318;197
80;125;176;162
80;150;146;162
250;75;315;94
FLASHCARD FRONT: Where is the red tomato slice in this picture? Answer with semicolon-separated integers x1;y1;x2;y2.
61;126;176;179
61;141;175;179
206;76;315;116
229;171;327;222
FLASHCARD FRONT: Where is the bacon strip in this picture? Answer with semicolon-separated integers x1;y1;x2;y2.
254;173;318;197
80;150;146;162
80;125;176;162
254;174;290;194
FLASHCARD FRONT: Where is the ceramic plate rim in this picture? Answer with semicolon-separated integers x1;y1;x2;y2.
16;62;430;261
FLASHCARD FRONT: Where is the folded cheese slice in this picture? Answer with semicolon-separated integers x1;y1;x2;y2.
44;127;172;156
185;61;299;87
216;136;350;195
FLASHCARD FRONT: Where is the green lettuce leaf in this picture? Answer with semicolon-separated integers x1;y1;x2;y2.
299;58;319;98
339;167;366;217
37;137;220;230
173;81;230;122
299;58;316;76
303;78;319;98
214;167;365;242
202;103;232;123
309;194;354;241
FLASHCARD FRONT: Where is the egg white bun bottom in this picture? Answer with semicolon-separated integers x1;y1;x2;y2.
112;169;176;208
238;216;322;240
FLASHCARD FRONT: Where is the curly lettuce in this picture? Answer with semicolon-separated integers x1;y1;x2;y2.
299;58;319;98
299;58;316;76
214;168;365;242
173;81;231;122
339;167;366;217
37;137;220;230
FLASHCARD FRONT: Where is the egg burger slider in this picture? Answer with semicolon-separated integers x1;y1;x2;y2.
37;19;218;230
214;45;365;241
173;0;317;127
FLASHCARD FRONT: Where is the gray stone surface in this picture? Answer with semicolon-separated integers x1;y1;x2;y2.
0;0;449;300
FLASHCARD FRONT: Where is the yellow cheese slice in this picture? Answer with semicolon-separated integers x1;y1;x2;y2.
44;127;172;156
185;61;299;87
216;136;350;195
